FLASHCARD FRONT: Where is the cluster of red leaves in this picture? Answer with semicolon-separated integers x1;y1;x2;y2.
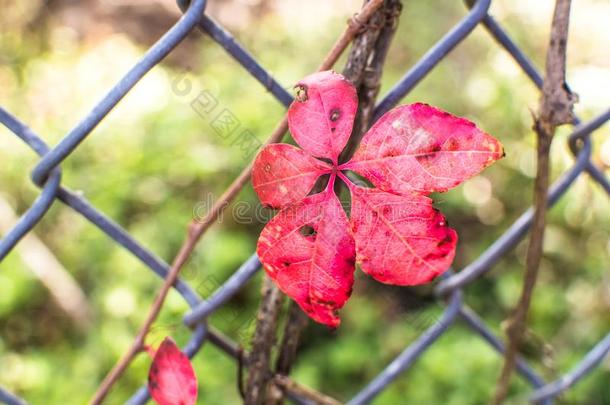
253;71;504;327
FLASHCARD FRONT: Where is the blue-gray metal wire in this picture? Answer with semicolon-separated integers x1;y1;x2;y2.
0;0;608;403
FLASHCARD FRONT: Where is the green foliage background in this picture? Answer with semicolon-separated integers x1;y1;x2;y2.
0;0;608;404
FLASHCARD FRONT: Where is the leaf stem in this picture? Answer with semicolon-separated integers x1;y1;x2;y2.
327;171;338;192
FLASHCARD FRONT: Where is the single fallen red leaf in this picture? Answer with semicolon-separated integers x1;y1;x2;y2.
252;71;504;327
148;337;197;405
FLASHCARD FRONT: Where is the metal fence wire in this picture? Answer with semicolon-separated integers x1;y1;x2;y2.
0;0;609;404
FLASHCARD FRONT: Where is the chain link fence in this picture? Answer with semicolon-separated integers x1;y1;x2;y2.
0;0;608;404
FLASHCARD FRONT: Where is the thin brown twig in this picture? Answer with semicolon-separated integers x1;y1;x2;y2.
89;1;385;403
275;303;309;376
318;0;385;72
237;347;247;399
244;277;285;404
341;0;402;162
266;302;310;404
492;0;575;403
204;327;343;405
272;375;344;405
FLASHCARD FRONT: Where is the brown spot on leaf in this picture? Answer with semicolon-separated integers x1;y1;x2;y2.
330;108;341;122
446;138;459;151
295;84;308;102
299;224;317;239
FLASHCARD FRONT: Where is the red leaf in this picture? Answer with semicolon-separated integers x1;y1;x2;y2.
343;103;504;194
288;70;358;163
252;143;331;209
256;184;355;327
252;72;504;327
148;337;197;405
348;184;457;285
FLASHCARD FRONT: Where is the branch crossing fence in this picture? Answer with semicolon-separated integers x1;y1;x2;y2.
0;0;608;404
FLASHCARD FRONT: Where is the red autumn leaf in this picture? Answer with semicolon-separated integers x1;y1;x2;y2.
251;71;504;327
256;180;355;327
148;337;198;405
252;143;331;209
288;70;358;163
343;103;504;194
348;184;457;285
